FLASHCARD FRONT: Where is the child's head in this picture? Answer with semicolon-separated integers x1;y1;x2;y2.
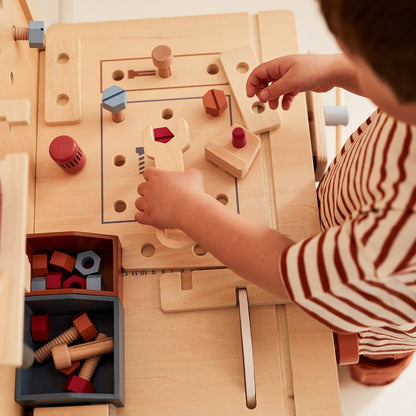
318;0;416;108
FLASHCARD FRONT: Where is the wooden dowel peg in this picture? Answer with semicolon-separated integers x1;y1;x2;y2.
152;45;173;78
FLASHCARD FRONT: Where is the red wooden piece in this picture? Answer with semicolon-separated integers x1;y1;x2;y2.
63;374;95;393
31;314;50;342
153;127;174;143
63;275;87;290
31;253;48;277
49;250;76;273
46;271;64;289
72;311;98;341
232;127;246;148
59;360;81;376
49;135;86;174
203;89;228;116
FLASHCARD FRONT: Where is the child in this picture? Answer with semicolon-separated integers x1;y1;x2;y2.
135;0;416;386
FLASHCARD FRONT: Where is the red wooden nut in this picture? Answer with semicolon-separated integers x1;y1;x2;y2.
63;275;86;290
32;253;48;277
72;311;98;342
232;127;246;148
49;135;87;174
63;374;95;393
31;314;50;342
203;89;228;117
49;251;76;274
46;271;64;289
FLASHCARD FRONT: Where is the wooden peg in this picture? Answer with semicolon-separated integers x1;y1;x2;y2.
152;45;173;78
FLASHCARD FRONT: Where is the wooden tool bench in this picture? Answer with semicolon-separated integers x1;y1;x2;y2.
0;0;342;414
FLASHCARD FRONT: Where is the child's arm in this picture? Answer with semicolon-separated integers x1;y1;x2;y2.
246;53;361;110
135;167;293;300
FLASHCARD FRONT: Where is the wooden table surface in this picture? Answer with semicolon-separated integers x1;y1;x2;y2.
0;7;342;415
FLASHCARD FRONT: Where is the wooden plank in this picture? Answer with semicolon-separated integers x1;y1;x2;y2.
220;46;281;134
34;404;117;416
257;11;342;416
44;37;81;125
286;305;341;416
160;269;286;312
122;276;286;415
0;154;29;366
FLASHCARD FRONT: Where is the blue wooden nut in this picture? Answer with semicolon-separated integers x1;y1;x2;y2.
102;85;127;114
75;250;101;276
31;276;46;291
28;21;45;49
86;274;103;290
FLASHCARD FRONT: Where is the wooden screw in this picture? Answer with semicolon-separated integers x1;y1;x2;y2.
52;336;114;370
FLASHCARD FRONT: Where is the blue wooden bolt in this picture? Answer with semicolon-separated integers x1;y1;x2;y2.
102;85;127;123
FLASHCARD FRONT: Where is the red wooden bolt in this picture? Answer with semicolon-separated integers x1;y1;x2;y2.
49;135;86;174
232;127;246;148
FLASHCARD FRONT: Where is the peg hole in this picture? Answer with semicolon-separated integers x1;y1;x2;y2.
10;71;14;86
114;200;127;212
251;102;265;114
193;244;207;256
141;243;156;257
112;70;124;81
161;108;174;120
216;194;229;205
57;53;70;64
57;94;69;106
113;154;126;167
236;62;249;73
207;63;219;75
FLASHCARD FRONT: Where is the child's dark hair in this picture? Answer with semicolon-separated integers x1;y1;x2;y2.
318;0;416;103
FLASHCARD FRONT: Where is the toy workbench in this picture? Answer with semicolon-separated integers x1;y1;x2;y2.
0;0;342;415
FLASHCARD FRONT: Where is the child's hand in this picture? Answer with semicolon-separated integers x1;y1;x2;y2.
246;54;341;110
135;167;205;229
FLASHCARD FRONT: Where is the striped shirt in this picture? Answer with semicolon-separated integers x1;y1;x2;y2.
281;109;416;356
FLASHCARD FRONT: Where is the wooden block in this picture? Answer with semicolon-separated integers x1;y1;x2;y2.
0;154;29;366
205;124;261;178
45;37;81;125
220;46;281;134
0;99;30;127
160;269;286;312
34;404;117;416
31;253;48;277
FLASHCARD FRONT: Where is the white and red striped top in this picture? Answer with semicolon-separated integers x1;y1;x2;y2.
281;109;416;356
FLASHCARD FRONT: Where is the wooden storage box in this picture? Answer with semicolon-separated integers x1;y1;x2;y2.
26;231;122;301
15;294;125;408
